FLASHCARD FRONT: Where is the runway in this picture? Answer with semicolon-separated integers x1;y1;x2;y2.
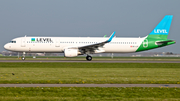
0;84;180;88
0;60;180;63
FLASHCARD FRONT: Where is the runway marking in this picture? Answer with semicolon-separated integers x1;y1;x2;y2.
0;60;180;63
0;84;180;87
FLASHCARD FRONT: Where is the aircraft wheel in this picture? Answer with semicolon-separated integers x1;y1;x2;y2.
22;57;25;61
86;56;92;61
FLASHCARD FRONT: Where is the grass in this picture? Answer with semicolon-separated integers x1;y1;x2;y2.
0;87;180;101
0;63;180;84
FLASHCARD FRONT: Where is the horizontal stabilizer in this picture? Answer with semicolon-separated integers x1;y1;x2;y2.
155;40;175;45
156;40;174;44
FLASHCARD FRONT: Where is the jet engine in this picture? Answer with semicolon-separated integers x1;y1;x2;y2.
64;49;79;57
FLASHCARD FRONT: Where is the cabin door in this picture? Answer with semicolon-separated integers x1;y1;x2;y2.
55;39;60;47
21;37;26;47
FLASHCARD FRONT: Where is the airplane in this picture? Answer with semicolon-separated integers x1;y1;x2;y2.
4;15;175;61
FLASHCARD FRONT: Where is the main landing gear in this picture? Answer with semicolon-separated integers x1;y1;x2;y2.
21;52;26;61
86;55;92;61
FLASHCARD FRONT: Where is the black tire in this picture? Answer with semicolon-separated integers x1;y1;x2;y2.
22;57;25;61
86;56;92;61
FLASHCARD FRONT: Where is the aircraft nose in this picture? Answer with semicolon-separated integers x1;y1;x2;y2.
4;44;9;50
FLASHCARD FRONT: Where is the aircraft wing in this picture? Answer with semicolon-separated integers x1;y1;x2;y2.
78;32;115;52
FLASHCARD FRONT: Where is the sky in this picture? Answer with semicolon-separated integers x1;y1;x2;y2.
0;0;180;53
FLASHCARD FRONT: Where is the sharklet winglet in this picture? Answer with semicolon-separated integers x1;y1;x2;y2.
107;32;116;42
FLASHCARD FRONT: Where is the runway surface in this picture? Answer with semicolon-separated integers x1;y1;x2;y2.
0;60;180;63
0;84;180;88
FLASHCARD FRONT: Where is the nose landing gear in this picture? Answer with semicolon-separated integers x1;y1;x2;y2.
21;52;26;61
86;55;92;61
21;57;25;61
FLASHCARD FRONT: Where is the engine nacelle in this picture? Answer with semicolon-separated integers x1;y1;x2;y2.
64;49;78;57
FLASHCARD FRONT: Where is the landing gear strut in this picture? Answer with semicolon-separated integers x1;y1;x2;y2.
86;55;92;61
21;52;26;61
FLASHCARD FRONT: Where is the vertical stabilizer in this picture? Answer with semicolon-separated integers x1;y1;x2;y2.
148;15;173;39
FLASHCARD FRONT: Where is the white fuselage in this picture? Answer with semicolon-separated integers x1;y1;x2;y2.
4;36;146;53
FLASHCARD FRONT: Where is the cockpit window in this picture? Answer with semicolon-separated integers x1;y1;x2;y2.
9;41;16;43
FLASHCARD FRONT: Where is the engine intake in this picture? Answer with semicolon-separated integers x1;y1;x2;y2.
64;49;78;57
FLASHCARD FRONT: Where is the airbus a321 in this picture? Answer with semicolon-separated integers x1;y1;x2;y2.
4;15;175;61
